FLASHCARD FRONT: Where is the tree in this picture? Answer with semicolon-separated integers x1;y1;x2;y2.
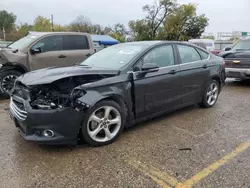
0;10;16;40
202;35;215;40
102;26;113;35
18;23;33;34
142;0;176;39
128;19;151;41
69;15;92;33
54;24;68;32
181;14;209;40
33;16;52;32
111;23;127;42
90;24;103;34
163;4;208;40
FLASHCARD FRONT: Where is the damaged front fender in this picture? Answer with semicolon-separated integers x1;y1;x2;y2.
73;73;135;121
76;90;105;108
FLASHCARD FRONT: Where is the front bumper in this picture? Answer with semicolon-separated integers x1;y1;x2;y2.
226;68;250;79
9;97;83;145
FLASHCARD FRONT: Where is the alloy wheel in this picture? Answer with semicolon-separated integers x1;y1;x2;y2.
87;106;122;142
1;75;18;93
206;83;219;106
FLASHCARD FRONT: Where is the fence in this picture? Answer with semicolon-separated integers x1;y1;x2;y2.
214;40;234;50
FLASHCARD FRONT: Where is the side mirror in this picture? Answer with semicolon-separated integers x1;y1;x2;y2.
141;63;159;73
224;47;232;51
30;47;41;54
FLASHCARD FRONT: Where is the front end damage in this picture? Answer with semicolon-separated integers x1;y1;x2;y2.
9;74;116;145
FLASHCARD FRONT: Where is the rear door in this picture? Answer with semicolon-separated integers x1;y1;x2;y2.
176;44;210;104
63;35;94;65
133;44;183;118
28;35;67;70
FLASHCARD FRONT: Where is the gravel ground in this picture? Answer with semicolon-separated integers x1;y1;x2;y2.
0;79;250;188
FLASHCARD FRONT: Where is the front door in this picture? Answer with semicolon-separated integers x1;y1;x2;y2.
28;35;67;70
133;44;183;118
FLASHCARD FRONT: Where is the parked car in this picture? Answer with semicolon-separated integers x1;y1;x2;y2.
189;41;207;50
9;41;225;146
219;38;250;79
188;39;215;51
210;49;222;56
0;31;94;96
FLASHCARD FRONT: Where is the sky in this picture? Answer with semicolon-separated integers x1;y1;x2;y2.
1;0;250;35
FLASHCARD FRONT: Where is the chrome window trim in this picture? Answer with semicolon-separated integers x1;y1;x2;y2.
127;64;180;74
178;54;211;65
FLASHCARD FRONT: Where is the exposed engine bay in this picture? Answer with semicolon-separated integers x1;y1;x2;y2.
27;75;109;110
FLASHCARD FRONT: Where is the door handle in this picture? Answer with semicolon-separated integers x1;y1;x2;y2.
58;55;66;58
168;70;176;74
86;53;92;57
202;64;208;69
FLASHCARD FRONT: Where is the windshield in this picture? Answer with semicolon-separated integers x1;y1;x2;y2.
231;40;250;51
8;35;38;49
81;44;144;70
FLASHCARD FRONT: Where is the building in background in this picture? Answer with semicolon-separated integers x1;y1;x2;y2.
91;35;119;52
217;31;250;41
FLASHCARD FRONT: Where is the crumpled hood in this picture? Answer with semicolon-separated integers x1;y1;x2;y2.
17;66;119;86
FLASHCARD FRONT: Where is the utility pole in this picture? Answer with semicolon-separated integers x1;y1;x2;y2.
51;14;55;31
2;26;6;41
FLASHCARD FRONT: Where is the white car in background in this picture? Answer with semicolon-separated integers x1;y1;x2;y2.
189;39;215;51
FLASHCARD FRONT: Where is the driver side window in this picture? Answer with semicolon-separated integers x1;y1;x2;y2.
142;45;175;68
32;36;63;53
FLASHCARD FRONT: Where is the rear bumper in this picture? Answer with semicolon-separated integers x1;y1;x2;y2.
9;97;83;145
225;68;250;79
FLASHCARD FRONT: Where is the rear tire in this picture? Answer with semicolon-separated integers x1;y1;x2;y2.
0;70;22;97
200;80;219;108
81;100;125;147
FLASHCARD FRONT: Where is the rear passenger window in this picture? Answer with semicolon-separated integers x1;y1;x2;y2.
196;48;209;59
177;45;201;64
63;35;89;50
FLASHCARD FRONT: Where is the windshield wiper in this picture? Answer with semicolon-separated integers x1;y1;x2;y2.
77;64;89;66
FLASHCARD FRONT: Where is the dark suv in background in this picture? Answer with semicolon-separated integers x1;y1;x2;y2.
219;38;250;79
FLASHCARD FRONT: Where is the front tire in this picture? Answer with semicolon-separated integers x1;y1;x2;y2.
200;80;219;108
0;70;22;96
81;100;125;147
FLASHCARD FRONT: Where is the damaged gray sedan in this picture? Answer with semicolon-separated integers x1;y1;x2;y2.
9;41;225;146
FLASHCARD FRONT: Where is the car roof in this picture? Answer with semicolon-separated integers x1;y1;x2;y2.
26;31;89;36
121;41;207;49
119;41;196;46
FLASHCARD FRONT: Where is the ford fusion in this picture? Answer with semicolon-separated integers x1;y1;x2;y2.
9;41;225;146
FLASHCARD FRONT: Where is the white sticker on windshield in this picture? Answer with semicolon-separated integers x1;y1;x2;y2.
118;50;135;54
119;61;125;64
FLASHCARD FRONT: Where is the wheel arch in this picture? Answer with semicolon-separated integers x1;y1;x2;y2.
211;75;221;92
95;94;128;122
1;63;28;74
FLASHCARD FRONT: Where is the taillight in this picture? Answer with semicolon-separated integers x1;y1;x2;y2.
222;60;225;68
